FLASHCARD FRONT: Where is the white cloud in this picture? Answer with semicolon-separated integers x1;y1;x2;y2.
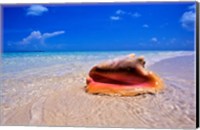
21;31;42;44
151;37;158;42
42;31;65;39
21;30;65;44
131;12;141;18
181;11;195;23
110;16;121;20
188;4;196;10
27;5;48;16
110;9;141;20
180;4;195;31
143;24;149;28
116;9;126;15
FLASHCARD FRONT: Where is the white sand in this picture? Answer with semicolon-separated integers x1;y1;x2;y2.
0;55;196;128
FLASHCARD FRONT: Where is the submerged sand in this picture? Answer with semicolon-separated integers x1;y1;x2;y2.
0;55;196;128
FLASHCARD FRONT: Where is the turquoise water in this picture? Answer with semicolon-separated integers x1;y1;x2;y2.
1;51;194;75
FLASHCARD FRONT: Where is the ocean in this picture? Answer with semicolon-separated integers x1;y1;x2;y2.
1;51;194;77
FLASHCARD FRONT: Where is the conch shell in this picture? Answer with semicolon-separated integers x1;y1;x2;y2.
85;54;164;96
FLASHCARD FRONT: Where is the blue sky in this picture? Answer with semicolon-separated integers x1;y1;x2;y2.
2;2;196;52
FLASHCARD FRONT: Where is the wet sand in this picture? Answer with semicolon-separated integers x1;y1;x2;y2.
0;55;196;128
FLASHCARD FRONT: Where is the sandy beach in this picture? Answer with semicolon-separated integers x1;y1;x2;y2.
2;2;197;128
0;53;196;128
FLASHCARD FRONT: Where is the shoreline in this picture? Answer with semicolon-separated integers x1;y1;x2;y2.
149;55;195;80
1;54;196;128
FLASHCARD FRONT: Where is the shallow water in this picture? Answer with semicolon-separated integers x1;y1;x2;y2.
0;51;196;128
1;51;194;74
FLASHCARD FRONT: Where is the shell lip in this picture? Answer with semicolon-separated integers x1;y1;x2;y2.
85;54;164;96
89;68;152;87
